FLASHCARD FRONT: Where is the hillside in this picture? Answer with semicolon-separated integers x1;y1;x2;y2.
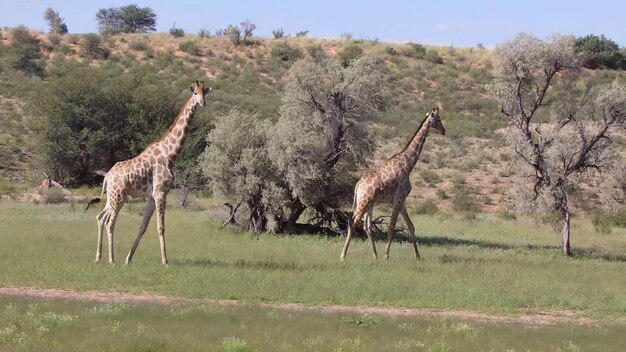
0;28;624;214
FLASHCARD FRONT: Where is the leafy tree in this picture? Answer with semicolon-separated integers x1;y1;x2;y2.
239;19;256;45
96;4;157;34
490;33;626;256
575;34;625;69
43;8;68;35
268;56;389;228
200;110;288;231
36;65;179;185
9;26;44;77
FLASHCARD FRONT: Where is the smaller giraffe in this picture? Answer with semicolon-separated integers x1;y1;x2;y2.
341;107;445;262
91;81;211;266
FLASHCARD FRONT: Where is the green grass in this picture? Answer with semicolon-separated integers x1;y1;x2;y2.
1;201;626;319
1;295;625;351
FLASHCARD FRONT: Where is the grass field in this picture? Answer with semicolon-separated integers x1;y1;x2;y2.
1;201;625;317
1;295;625;351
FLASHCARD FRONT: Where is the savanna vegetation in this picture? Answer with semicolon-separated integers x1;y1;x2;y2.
1;4;626;350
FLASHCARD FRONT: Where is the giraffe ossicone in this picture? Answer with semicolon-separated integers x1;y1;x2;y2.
90;81;211;266
340;107;445;262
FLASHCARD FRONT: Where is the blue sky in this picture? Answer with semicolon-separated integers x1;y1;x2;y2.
1;0;625;47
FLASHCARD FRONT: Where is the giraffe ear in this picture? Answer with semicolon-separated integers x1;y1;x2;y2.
190;86;194;93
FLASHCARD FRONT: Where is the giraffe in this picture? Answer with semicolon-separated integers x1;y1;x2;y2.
90;81;211;266
340;107;445;262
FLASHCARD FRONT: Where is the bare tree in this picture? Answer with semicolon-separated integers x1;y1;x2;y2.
491;33;626;255
239;19;256;45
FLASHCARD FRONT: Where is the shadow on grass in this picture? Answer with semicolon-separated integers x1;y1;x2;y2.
415;235;626;262
171;258;332;271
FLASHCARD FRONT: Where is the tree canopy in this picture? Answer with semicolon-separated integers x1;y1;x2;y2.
96;4;157;34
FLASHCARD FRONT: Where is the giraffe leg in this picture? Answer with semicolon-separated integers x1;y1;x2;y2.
125;198;156;265
384;207;401;260
364;208;377;259
95;208;109;263
400;205;420;260
105;207;121;265
341;208;366;262
154;192;168;266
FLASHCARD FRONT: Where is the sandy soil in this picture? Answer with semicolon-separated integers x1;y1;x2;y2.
0;285;600;326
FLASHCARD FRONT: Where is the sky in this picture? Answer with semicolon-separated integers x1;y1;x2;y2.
1;0;625;47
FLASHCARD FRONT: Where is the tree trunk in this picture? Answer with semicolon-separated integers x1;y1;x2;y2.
177;185;189;208
561;207;571;256
287;198;306;225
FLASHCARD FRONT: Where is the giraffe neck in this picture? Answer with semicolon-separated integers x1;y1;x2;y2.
398;115;432;173
158;96;198;161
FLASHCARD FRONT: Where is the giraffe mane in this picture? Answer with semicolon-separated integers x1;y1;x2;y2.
387;112;430;160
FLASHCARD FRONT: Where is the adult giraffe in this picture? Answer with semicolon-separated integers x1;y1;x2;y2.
341;107;445;261
90;81;211;266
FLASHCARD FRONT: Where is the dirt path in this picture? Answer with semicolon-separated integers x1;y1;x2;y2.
0;285;599;326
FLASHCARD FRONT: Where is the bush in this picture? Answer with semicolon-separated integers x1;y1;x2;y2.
81;34;109;59
9;26;44;77
270;41;302;61
414;199;439;215
169;24;185;38
338;44;363;67
198;28;210;38
385;46;398;56
179;40;199;55
128;39;148;51
47;34;62;48
67;34;81;44
575;34;626;69
42;188;66;204
272;28;285;39
452;183;480;213
306;44;326;61
226;25;241;46
420;169;441;184
404;42;426;58
425;50;443;64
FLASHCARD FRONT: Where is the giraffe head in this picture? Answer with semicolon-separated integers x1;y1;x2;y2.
428;107;445;135
189;80;212;107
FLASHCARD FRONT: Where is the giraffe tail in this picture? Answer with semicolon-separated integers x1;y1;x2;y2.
85;177;107;211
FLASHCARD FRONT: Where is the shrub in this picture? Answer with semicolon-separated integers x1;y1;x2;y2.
47;34;62;48
306;44;326;61
226;25;241;46
338;44;363;67
9;26;44;77
128;39;148;51
81;34;109;59
198;28;210;38
270;41;302;61
414;199;439;215
272;28;285;39
385;46;398;56
295;31;309;38
404;42;426;58
179;40;199;55
420;169;441;184
575;34;626;69
169;24;185;37
452;183;480;213
67;34;81;44
425;50;443;64
42;188;66;204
